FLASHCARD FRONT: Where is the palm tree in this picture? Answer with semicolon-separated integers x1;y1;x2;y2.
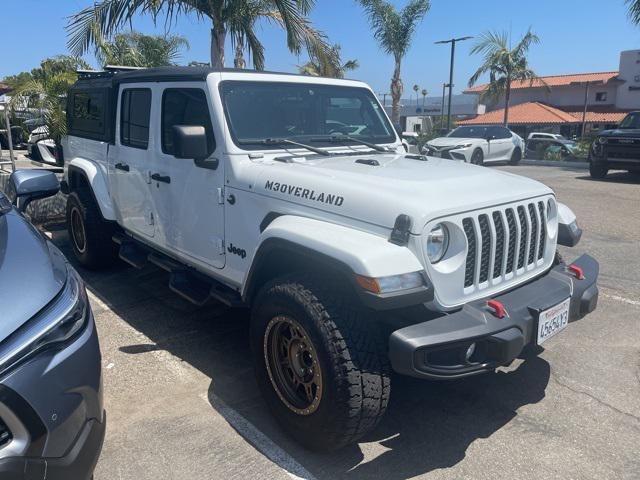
468;29;546;126
298;44;358;78
7;56;87;146
627;0;640;24
94;31;189;68
413;84;419;107
358;0;430;125
66;0;331;70
421;88;427;111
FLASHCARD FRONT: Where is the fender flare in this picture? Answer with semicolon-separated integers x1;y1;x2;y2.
66;158;116;221
242;215;429;308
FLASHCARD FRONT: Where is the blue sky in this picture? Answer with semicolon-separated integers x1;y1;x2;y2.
1;0;639;97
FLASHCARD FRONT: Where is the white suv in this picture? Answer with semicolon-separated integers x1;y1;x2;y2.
424;125;525;165
61;67;599;451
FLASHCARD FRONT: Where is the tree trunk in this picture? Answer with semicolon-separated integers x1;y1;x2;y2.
210;23;226;68
503;78;511;127
234;37;246;69
390;58;403;126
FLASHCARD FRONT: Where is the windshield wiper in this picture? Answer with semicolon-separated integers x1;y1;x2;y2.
242;138;332;156
311;134;391;153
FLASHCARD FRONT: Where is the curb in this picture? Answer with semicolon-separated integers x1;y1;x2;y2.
520;159;588;169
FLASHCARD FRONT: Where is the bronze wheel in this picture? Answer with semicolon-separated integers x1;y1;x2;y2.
264;315;323;415
70;206;87;254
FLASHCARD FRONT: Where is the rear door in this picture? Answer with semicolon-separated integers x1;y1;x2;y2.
146;83;226;269
109;86;155;237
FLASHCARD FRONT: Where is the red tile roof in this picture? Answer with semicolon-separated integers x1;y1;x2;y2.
458;101;630;125
465;71;619;94
458;102;578;125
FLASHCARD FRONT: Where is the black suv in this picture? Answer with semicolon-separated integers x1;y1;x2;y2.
589;111;640;178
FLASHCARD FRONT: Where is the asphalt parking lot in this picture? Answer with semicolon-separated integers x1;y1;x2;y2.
48;164;640;480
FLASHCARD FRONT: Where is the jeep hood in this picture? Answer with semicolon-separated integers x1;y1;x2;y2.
599;128;640;138
0;210;66;341
251;152;553;233
426;137;484;147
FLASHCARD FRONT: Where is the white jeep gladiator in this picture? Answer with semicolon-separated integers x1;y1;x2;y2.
61;67;599;451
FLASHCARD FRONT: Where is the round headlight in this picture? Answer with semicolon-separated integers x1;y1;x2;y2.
597;136;607;144
426;223;449;263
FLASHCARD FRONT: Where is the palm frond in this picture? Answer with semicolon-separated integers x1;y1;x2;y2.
626;0;640;25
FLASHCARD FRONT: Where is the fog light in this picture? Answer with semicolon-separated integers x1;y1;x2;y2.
465;343;476;362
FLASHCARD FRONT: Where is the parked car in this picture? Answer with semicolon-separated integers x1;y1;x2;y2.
62;67;598;451
526;137;578;159
26;126;61;165
527;132;567;141
589;111;640;178
401;131;420;153
0;169;104;479
423;125;525;165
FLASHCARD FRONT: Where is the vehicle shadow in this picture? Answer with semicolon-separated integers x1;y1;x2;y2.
575;170;640;184
50;231;551;480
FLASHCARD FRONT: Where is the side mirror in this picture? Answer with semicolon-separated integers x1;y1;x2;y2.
7;169;60;213
172;125;218;170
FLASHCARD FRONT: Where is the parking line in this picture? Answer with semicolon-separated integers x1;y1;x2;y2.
602;292;640;307
200;393;317;480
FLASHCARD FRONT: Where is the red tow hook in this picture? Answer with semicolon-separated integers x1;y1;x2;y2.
568;264;585;280
487;299;505;319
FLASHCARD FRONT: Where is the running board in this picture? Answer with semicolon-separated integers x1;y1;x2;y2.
112;233;244;307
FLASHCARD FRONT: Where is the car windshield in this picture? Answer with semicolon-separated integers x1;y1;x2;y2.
619;113;640;129
447;126;489;139
220;81;396;149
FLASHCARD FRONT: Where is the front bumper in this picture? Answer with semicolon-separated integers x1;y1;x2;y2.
389;254;599;379
0;311;104;479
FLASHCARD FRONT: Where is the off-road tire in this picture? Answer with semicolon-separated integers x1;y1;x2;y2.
471;148;484;165
66;188;118;269
509;147;522;165
589;159;608;179
250;273;391;451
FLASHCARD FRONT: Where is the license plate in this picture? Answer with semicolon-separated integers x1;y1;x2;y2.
537;298;570;345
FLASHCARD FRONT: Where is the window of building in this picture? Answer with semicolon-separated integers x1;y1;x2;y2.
595;92;607;102
120;89;151;149
161;88;215;156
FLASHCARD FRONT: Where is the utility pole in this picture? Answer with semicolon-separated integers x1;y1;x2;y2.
379;92;389;107
435;36;473;131
440;83;450;132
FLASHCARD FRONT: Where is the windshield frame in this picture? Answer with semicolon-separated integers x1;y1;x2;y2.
446;126;491;139
618;112;640;129
218;80;397;151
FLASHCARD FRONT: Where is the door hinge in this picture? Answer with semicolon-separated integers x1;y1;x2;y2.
217;187;225;204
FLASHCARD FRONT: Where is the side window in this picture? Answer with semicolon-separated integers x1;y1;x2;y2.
161;88;215;156
497;127;511;139
70;91;106;136
120;89;151;149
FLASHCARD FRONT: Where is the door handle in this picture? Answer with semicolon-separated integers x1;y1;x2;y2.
115;162;130;172
151;173;171;184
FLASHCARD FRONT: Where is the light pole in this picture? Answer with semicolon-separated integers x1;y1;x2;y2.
440;83;450;132
378;92;389;107
435;36;473;131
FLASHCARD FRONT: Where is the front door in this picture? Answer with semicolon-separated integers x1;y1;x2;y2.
109;86;155;237
147;84;225;269
487;126;513;161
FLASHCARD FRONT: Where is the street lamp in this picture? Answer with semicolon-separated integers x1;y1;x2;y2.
435;36;473;131
440;83;451;132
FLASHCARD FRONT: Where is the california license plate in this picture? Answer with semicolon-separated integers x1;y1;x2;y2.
537;298;570;345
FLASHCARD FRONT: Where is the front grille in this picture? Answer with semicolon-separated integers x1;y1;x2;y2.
0;417;12;448
462;201;547;290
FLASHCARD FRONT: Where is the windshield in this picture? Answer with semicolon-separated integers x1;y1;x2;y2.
619;112;640;129
220;81;396;149
447;126;489;139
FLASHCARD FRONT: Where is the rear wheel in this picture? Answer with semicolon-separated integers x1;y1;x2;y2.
66;188;118;269
470;148;484;165
251;273;390;451
589;159;608;179
509;147;522;165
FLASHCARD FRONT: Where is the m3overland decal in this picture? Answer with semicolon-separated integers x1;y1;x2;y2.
264;181;344;206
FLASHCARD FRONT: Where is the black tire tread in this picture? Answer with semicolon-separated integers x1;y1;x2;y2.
67;185;117;269
253;273;390;450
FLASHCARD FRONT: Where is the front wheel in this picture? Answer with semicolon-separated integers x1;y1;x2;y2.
470;148;484;165
509;147;522;165
589;159;608;179
250;273;390;451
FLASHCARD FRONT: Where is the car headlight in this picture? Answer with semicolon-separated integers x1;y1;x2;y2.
597;136;607;144
0;267;88;376
426;223;449;263
454;143;473;149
